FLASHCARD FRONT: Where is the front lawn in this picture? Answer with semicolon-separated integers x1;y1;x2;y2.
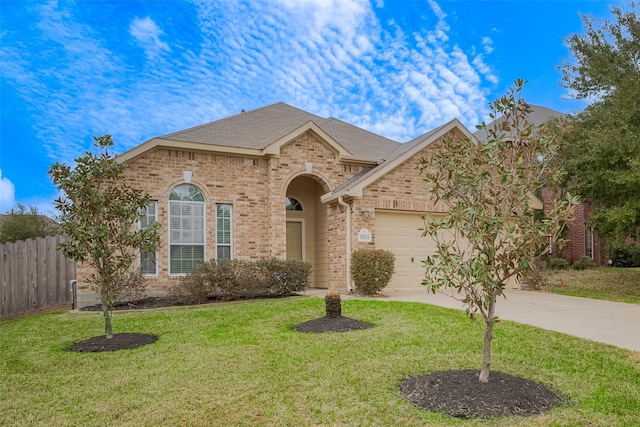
1;297;639;426
541;267;640;304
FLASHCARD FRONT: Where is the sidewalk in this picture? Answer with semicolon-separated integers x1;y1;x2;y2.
304;288;640;352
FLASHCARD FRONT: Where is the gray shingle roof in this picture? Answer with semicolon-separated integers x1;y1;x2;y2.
161;102;400;159
473;104;566;142
314;117;400;159
162;102;324;150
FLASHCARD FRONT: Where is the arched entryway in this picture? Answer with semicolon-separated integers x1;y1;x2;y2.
286;175;329;288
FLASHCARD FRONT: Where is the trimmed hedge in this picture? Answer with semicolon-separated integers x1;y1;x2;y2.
351;248;396;295
168;258;311;304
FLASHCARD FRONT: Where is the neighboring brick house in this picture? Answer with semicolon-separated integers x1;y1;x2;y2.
76;102;581;306
474;105;606;267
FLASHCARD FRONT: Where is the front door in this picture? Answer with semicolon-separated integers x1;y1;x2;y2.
286;221;303;260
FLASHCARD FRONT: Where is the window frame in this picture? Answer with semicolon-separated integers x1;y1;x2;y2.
585;226;594;259
139;200;158;276
286;197;303;211
168;184;206;275
216;203;233;260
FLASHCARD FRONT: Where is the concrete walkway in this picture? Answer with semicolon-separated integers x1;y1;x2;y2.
304;288;640;352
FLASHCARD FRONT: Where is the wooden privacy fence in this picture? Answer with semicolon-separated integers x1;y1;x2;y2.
0;234;75;320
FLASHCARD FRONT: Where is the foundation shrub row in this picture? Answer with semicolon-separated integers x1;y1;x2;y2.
169;258;311;304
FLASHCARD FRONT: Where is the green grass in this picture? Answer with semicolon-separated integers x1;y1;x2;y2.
541;267;640;304
1;297;639;426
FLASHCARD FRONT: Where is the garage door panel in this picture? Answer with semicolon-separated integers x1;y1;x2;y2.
375;211;439;292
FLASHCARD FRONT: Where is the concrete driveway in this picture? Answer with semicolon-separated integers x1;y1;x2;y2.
305;288;640;352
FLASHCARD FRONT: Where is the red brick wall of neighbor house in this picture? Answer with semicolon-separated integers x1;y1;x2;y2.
541;188;606;266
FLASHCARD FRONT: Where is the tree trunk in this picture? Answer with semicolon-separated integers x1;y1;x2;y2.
479;294;496;383
103;306;113;339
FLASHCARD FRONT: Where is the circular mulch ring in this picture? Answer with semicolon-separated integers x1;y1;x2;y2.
67;333;158;352
400;370;560;419
292;316;374;333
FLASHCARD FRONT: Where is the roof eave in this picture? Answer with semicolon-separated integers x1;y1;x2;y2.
339;119;475;196
118;137;264;161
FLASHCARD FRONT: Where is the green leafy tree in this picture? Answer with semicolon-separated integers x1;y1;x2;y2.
418;80;578;383
559;2;640;243
0;204;59;243
49;135;160;339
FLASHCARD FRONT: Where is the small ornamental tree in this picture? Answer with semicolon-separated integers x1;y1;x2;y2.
49;135;161;339
417;80;578;383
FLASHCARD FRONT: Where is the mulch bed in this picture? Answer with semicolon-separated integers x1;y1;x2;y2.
399;369;560;419
67;333;158;352
79;294;293;312
79;297;187;312
292;315;374;333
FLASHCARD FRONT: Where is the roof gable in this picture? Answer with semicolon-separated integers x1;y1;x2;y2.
322;119;475;202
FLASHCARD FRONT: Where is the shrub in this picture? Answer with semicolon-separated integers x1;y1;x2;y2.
573;256;595;270
611;244;640;268
168;261;215;304
351;248;395;295
325;288;341;318
548;258;569;270
113;268;148;304
256;258;312;296
168;258;311;304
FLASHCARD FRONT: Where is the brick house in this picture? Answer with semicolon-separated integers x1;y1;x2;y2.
474;105;606;266
77;102;582;305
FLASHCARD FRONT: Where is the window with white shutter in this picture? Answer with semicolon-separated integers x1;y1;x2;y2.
139;201;158;275
216;204;232;259
169;184;205;274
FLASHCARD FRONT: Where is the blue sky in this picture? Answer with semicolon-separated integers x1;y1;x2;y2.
1;0;615;215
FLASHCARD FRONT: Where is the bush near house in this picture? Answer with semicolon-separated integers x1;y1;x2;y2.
548;258;570;270
572;256;595;270
610;244;640;268
351;248;396;295
169;258;311;304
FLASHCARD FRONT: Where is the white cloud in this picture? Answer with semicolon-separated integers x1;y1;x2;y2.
473;54;499;84
482;36;494;54
2;0;498;168
0;170;16;213
129;17;171;59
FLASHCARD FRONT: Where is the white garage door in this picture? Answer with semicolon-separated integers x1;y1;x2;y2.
375;210;520;291
375;210;442;292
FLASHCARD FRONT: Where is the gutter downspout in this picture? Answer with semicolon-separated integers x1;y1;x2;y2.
338;196;353;292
